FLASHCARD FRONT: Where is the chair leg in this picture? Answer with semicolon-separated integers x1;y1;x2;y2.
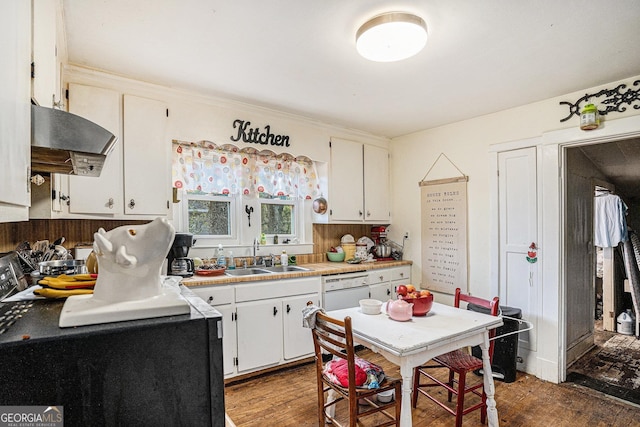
447;368;455;402
327;389;337;421
411;366;420;408
455;372;466;427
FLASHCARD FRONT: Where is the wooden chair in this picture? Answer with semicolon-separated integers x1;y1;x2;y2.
411;288;499;427
311;310;402;426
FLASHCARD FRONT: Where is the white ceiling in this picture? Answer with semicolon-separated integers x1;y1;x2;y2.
61;0;640;139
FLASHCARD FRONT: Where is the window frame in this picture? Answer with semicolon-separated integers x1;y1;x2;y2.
258;197;300;242
181;192;240;246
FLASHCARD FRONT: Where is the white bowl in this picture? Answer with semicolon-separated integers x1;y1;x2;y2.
359;299;382;315
377;389;395;403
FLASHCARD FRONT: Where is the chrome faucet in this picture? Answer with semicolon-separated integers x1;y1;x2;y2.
252;238;262;266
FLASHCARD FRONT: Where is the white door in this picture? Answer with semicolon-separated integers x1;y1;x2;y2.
282;294;318;360
498;147;539;354
67;84;123;214
123;95;170;215
236;299;283;372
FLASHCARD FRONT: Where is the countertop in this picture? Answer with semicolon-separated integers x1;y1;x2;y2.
181;260;412;287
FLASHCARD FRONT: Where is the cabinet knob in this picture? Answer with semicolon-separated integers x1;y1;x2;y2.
400;273;404;277
367;210;371;217
107;198;114;209
286;304;291;313
128;199;136;209
359;210;363;217
379;275;383;281
208;296;213;303
387;289;391;295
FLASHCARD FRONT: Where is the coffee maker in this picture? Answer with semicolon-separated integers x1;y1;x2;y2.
167;233;196;277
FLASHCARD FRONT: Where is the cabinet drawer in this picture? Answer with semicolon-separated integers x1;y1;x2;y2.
190;285;234;306
236;277;321;303
368;269;392;284
391;267;411;282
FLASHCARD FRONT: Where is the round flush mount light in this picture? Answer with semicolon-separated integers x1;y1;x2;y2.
356;12;428;62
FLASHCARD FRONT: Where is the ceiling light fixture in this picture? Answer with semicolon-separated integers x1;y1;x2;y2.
356;12;427;62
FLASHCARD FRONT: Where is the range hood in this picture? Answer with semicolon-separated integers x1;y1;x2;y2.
31;105;117;177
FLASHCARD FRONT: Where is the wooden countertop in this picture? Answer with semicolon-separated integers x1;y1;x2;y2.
182;260;412;287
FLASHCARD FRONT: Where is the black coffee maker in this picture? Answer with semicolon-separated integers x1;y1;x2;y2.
167;233;196;277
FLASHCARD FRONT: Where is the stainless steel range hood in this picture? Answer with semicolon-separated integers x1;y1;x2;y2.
31;105;117;177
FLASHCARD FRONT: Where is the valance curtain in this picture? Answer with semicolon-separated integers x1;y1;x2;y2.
171;140;319;199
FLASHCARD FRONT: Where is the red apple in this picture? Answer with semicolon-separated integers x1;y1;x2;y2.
397;285;408;297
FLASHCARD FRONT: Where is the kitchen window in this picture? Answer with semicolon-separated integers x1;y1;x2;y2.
172;140;319;245
184;193;235;238
260;198;297;239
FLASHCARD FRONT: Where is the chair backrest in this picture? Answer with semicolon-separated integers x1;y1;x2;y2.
312;311;359;394
453;287;500;357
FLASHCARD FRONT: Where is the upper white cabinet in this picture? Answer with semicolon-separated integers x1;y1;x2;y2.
123;94;171;216
0;0;31;221
66;83;123;215
329;138;390;223
31;0;60;107
31;89;171;219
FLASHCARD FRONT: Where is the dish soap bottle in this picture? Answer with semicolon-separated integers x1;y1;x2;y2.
281;250;288;267
260;233;266;245
217;244;226;267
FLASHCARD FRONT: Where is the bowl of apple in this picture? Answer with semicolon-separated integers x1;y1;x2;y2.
396;284;433;316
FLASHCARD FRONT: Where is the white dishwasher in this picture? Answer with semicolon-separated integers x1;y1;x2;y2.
322;272;369;310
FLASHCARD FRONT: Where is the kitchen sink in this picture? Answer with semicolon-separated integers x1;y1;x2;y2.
225;268;274;276
264;265;312;273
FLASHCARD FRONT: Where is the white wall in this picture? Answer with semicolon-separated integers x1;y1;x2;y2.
390;74;640;382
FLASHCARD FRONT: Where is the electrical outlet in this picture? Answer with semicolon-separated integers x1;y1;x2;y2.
404;232;409;239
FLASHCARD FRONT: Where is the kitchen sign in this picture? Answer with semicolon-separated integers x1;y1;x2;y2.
419;176;468;294
230;119;291;147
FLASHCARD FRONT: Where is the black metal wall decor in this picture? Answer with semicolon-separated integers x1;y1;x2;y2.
559;79;640;122
230;119;291;147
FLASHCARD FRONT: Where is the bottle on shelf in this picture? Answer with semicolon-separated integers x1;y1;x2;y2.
260;233;266;245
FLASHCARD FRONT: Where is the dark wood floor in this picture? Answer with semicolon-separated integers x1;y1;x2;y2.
225;348;640;426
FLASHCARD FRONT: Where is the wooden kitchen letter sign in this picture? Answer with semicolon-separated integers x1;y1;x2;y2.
419;177;468;294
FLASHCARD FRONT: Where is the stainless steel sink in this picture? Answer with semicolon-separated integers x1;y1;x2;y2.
225;268;274;276
264;265;312;273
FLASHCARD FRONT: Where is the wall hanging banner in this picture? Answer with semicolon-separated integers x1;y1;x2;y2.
419;176;468;294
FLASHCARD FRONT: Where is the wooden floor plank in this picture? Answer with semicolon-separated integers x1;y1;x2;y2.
225;349;640;426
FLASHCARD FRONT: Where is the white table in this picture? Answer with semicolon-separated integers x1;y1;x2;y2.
327;302;503;427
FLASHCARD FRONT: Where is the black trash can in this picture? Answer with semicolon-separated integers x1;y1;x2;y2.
467;303;522;383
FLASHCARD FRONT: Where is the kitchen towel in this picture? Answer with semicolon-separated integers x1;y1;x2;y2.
302;303;325;329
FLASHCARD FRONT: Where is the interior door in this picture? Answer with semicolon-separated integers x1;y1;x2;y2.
564;148;599;364
498;147;538;354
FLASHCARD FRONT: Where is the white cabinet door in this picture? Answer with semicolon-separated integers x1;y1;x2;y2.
123;95;170;215
236;299;283;372
215;304;237;377
282;294;318;360
369;282;392;301
363;145;390;222
329;138;364;221
67;83;123;214
31;0;58;107
0;0;31;217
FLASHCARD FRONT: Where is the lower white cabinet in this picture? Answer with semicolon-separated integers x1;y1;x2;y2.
191;276;320;378
190;285;236;377
368;266;412;299
391;266;412;293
